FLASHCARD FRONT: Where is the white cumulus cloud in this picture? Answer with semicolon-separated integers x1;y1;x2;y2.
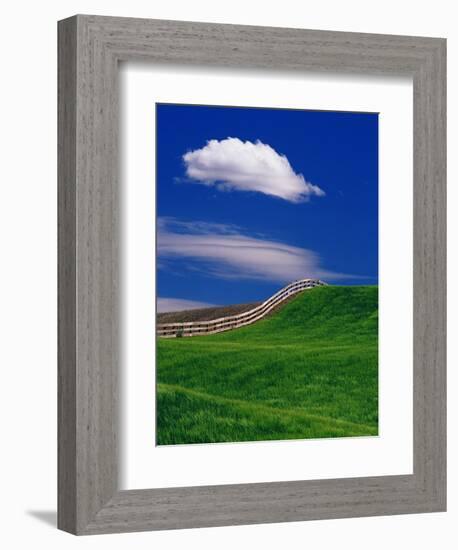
182;137;325;203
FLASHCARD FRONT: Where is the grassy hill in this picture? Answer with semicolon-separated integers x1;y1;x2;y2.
156;285;378;445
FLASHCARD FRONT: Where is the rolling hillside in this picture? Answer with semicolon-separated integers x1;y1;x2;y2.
156;285;378;445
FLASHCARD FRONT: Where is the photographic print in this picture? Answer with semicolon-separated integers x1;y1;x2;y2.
156;103;378;446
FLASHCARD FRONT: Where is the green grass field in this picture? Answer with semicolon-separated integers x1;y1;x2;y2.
156;285;378;445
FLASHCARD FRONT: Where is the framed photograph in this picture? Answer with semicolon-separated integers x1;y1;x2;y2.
58;15;446;535
154;102;379;447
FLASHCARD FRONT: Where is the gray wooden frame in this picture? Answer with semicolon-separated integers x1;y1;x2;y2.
58;14;446;535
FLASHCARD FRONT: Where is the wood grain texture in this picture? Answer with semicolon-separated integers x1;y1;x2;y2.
57;16;77;533
57;14;446;535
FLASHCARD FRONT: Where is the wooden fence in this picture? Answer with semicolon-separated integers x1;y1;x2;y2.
157;278;327;338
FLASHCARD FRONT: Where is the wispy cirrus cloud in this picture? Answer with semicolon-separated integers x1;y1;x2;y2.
157;297;216;313
183;137;325;203
157;217;353;284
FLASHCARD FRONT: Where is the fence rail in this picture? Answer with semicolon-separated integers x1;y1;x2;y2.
157;278;327;338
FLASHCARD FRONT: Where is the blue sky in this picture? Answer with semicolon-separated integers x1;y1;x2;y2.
156;103;378;312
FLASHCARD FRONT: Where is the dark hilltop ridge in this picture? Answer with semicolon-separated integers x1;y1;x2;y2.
157;302;262;324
